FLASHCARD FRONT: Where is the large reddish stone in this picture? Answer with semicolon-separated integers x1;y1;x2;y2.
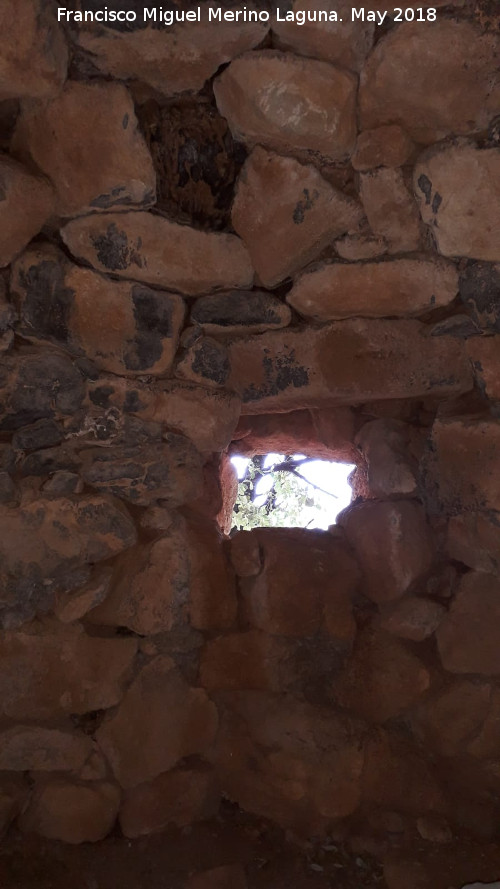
287;258;458;321
200;630;299;692
214;51;357;161
0;0;67;101
119;765;219;839
240;528;358;641
85;377;241;454
19;779;120;844
338;501;434;603
273;0;373;72
0;621;137;720
0;494;137;627
361;728;447;815
231;407;357;462
87;529;189;636
379;597;445;642
0;157;54;268
62;212;253;295
232;147;362;287
0;726;93;772
352;125;414;171
226;320;472;413
97;658;218;789
186;518;237;631
437;572;500;675
360;21;500;143
359;168;421;254
229;531;262;577
212;692;365;830
334;627;430;723
414;142;500;262
426;417;500;514
447;513;500;574
75;7;267;97
12;246;185;375
13;81;155;218
412;681;491;756
354;419;422;498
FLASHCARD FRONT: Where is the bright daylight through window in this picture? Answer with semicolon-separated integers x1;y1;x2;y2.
231;454;355;532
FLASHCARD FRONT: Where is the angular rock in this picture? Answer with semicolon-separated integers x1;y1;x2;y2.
0;0;67;101
12;246;185;376
75;5;268;98
0;621;137;719
186;518;237;631
226;320;472;413
62;211;253;295
467;336;500;400
43;471;83;496
334;233;387;261
360;21;500;143
85;376;241;454
414;142;500;261
287;258;458;321
0;726;93;772
0;350;85;431
359;168;421;254
437;572;500;674
54;568;112;623
447;513;500;574
413;682;491;756
80;436;203;507
214;51;357;161
352;125;414;171
19;779;120;844
334;627;430;723
119;765;219;838
354;418;422;498
338;501;434;603
13;81;155;218
87;529;189;636
191;290;291;335
232;147;362;287
379;597;445;642
272;0;373;72
97;658;218;789
229;531;262;577
212;692;365;829
176;337;230;389
186;865;248;889
200;630;300;692
0;156;54;268
0;494;136;627
240;528;358;640
426;417;500;515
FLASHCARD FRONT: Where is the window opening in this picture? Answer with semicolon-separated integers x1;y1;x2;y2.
231;453;355;532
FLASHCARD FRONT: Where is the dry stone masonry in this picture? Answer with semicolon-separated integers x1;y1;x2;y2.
1;2;500;886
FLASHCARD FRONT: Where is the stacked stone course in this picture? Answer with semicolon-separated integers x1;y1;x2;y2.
1;3;500;884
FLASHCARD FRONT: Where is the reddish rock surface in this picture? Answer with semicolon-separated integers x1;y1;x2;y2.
96;658;218;789
19;780;120;844
354;419;422;498
467;336;500;400
0;0;67;101
232;147;362;287
352;125;415;171
273;0;374;72
13;81;155;218
75;7;268;98
359;167;421;254
447;512;500;574
191;290;291;335
61;212;254;295
0;621;137;720
379;596;445;642
427;417;500;514
360;20;500;143
12;246;185;376
287;258;458;320
227;320;472;413
0;726;93;772
119;765;219;838
337;500;434;603
412;681;491;756
214;51;357;161
186;865;248;889
437;572;500;674
414;142;500;261
0;157;54;267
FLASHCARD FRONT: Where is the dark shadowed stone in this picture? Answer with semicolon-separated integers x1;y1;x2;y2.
176;337;230;388
191;290;291;334
0;472;16;504
12;419;63;451
459;262;500;332
80;434;203;506
0;352;85;430
42;472;83;495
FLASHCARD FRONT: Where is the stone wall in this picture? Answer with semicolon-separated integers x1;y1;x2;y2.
1;0;500;849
